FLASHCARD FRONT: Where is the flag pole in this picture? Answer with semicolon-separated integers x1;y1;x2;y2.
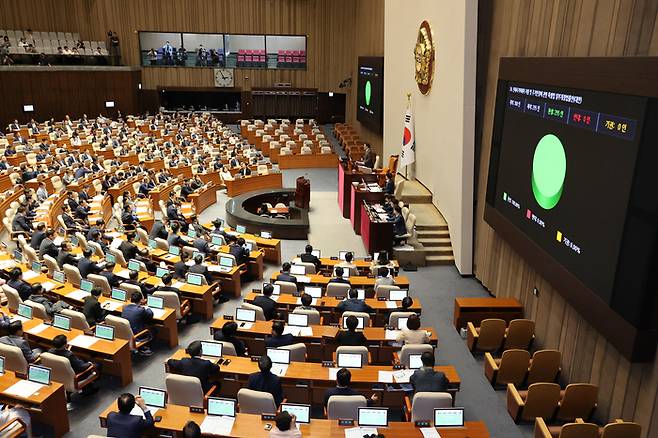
405;92;411;181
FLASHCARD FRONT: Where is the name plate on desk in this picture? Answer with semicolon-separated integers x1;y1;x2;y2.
261;413;276;421
338;419;355;426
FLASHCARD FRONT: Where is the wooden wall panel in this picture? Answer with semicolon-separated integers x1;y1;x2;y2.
475;1;658;436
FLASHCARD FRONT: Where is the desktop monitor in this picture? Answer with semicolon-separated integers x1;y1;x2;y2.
211;234;223;245
0;356;4;375
304;286;321;298
105;253;116;264
52;314;71;331
187;273;204;286
266;348;291;365
244;242;253;252
53;271;66;283
188;229;197;238
12;250;22;262
70;235;79;247
236;308;256;322
127;259;142;272
337;352;363;368
207;397;236;417
235;225;246;234
290;265;306;275
95;324;115;341
111;288;127;301
147;295;164;309
397;317;409;330
287;313;308;327
139;387;167;409
343;316;365;330
389;289;408;301
338;251;348;261
219;256;233;268
80;279;93;292
260;231;272;239
408;353;423;370
311;250;321;258
200;341;223;358
168;246;180;256
23;104;34;112
155;267;169;278
28;364;51;385
358;407;388;427
434;408;464;427
31;261;42;273
17;303;32;320
281;403;311;424
148;239;157;249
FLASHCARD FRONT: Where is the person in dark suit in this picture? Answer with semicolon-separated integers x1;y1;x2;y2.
30;223;46;250
99;261;121;288
78;249;102;278
174;252;190;280
106;393;154;437
410;351;449;395
384;172;395;195
213;321;247;356
253;283;277;321
158;274;181;296
0;321;41;363
323;368;378;407
48;334;93;373
188;255;212;285
125;270;156;297
167;222;187;248
275;263;298;287
361;144;375;169
167;341;220;392
121;292;154;355
328;267;351;286
299;244;321;271
83;287;107;326
228;237;249;265
74;199;90;225
336;289;373;314
119;233;139;262
39;229;59;259
392;205;407;245
334;315;368;346
61;205;79;231
149;219;168;240
11;206;32;233
247;355;283;406
7;268;34;301
265;321;295;348
57;242;79;269
192;236;211;255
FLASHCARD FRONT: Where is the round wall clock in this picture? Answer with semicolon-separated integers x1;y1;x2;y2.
414;20;435;95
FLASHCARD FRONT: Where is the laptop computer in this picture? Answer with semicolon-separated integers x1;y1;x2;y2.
0;356;4;375
155;267;169;278
397;317;409;330
287;313;308;327
337;352;363;368
311;250;321;258
200;341;223;359
188;229;197;238
186;273;204;286
80;278;93;293
217;256;233;273
52;313;71;331
358;407;388;427
138;386;167;409
105;253;116;264
147;295;164;310
168;246;180;256
111;288;127;302
389;289;409;301
31;261;42;273
12;250;22;263
434;408;465;427
334;267;350;278
53;270;66;284
408;353;423;370
95;324;115;341
210;234;224;246
27;364;51;385
280;403;311;424
148;239;158;250
127;259;142;272
17;303;33;320
290;264;306;275
207;397;236;417
303;286;321;298
236;308;256;325
266;348;291;365
338;251;348;261
235;225;246;234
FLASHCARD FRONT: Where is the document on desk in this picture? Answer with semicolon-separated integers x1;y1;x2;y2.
201;416;235;436
129;405;152;419
22;270;40;281
102;301;123;311
393;369;415;383
172;281;185;289
385;329;400;340
41;281;57;291
271;364;289;377
385;301;398;309
26;323;50;335
110;238;123;249
378;371;395;383
0;260;17;270
150;308;166;319
52;236;64;246
345;427;378;438
68;334;99;349
4;380;44;398
67;290;91;301
298;327;313;337
421;428;442;438
296;275;311;284
282;326;301;336
327;368;340;380
115;269;130;279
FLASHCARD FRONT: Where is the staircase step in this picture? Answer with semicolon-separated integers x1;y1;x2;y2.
423;247;454;256
415;223;449;231
417;237;452;245
416;230;449;238
425;254;455;265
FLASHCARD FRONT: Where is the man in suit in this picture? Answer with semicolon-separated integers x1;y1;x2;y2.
213;321;248;357
192;235;211;255
100;261;121;288
384;172;395;195
86;219;106;241
158;273;181;295
392;205;407;245
265;321;295;348
336;288;373;314
48;334;93;373
125;270;156;297
334;315;367;346
167;340;220;393
410;351;449;395
8;268;34;301
121;292;154;356
247;355;283;406
61;205;79;231
0;321;41;363
39;229;59;259
188;254;212;285
361;144;375;169
167;222;187;248
149;218;168;240
74;199;90;225
300;244;321;271
119;233;139;262
78;249;102;278
328;267;351;286
11;206;32;233
83;287;107;326
30;223;46;250
323;368;377;407
57;242;79;269
275;263;298;287
174;252;190;280
106;393;154;437
337;252;357;272
253;283;277;321
228;237;249;265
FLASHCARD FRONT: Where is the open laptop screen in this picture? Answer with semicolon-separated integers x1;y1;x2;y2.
281;403;310;424
358;407;388;427
337;352;363;368
200;341;223;358
207;397;236;417
266;348;291;365
139;386;167;409
434;408;465;427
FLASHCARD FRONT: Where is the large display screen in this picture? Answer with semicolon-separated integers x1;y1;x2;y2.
357;57;384;133
490;81;646;303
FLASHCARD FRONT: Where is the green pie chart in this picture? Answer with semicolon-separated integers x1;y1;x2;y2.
531;134;566;210
365;80;372;106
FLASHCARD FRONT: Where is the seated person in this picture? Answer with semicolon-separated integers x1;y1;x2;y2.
0;321;41;363
48;334;93;374
158;273;181;296
374;267;395;287
265;321;295;348
78;248;102;278
299;244;321;271
336;288;373;314
192;234;211;255
121;292;154;356
384;172;395;194
323;368;378;407
118;233;139;261
7;268;33;301
410;351;448;395
370;250;395;274
174;252;191;279
401;296;414;310
213;321;248;356
395;314;430;345
275;262;298;287
56;241;79;269
270;411;301;438
247;355;283;406
38;229;59;259
328;266;351;286
392;206;407;245
334;315;367;346
253;283;277;321
167;340;220;392
228;236;250;265
183;421;202;438
100;261;121;288
167;221;187;248
296;293;314;311
83;287;108;326
106;393;154;437
125;270;156;297
337;252;357;272
188;254;212;285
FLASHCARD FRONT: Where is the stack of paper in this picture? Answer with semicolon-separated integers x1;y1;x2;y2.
384;329;400;340
327;368;340;380
22;271;40;281
41;281;57;291
67;290;91;301
385;301;398;309
129;405;151;419
392;369;415;383
26;323;50;335
378;371;395;383
271;364;289;376
102;301;123;311
172;281;185;289
150;308;166;319
68;335;99;348
345;427;378;438
420;427;442;438
200;416;235;436
4;380;43;398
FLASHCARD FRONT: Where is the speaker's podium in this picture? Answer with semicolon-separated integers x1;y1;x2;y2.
360;200;393;255
295;175;310;209
338;160;379;218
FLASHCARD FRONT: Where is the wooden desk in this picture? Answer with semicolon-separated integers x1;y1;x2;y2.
351;185;386;235
0;371;69;437
149;178;180;207
225;173;283;197
210;317;437;362
268;273;410;290
99;405;489;438
278;153;339;169
166;350;461;406
203;226;282;264
189;184;218;214
337;162;379;219
453;297;524;330
361;202;393;255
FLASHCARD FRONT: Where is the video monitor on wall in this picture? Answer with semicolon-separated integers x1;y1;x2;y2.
139;32;183;66
224;34;266;69
182;33;225;67
266;35;306;69
484;57;658;361
357;57;384;134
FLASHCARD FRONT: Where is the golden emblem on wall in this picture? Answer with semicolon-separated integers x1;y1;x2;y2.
414;20;435;95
